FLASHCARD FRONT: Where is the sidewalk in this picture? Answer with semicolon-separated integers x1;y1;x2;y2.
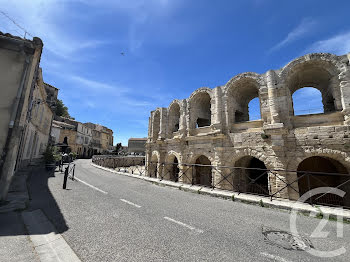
0;166;81;262
91;163;350;223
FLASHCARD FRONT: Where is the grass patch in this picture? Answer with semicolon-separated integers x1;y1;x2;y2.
259;199;265;207
231;195;235;201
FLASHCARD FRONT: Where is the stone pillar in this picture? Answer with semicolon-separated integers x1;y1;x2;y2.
159;108;167;139
179;100;187;136
329;76;342;111
186;98;192;136
157;151;166;179
222;94;230;133
211;87;222;131
266;70;281;124
212;149;226;189
147;116;152;139
267;160;290;199
178;163;192;184
339;62;350;124
286;171;300;200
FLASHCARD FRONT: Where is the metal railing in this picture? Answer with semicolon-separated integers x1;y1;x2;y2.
151;162;350;209
92;157;350;209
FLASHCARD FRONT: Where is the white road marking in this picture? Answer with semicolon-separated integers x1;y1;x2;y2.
164;216;204;233
120;199;141;208
74;177;108;194
260;252;292;262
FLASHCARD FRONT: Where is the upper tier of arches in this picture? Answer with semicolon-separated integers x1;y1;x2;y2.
149;53;349;140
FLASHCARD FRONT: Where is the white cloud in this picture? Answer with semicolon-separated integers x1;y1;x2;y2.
69;75;122;91
0;0;108;60
306;31;350;55
269;18;317;53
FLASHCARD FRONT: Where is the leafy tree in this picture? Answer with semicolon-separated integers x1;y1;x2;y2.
114;143;122;154
55;99;73;118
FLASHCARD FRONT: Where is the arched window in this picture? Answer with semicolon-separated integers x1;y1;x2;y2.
284;62;340;116
190;92;211;129
152;111;160;140
168;103;180;135
248;97;261;121
227;78;261;123
292;87;324;115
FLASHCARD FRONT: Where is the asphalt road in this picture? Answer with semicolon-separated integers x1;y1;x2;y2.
28;159;350;262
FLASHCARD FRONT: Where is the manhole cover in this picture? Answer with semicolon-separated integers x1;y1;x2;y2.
262;226;314;251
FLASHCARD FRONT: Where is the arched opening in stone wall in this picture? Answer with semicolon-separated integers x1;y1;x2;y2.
194;155;212;186
297;156;350;207
152;111;160;140
285;62;341;116
168;103;180;135
149;154;159;178
234;156;269;196
166;155;179;182
248;97;261;121
292;87;324;115
190;92;211;128
227;78;261;123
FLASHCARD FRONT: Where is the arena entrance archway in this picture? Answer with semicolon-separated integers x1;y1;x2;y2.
149;154;159;178
234;156;269;196
194;155;212;187
297;156;350;207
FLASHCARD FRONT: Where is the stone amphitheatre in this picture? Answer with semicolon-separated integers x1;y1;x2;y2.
145;52;350;207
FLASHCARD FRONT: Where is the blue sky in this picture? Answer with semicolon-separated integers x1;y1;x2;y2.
1;0;350;145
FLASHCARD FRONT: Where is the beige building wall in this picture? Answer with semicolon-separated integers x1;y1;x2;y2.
18;68;54;167
0;34;43;200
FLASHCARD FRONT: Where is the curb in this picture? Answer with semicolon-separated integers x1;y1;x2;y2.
22;209;81;262
91;163;350;222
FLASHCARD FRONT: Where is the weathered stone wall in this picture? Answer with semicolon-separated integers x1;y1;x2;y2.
146;52;350;201
92;155;145;168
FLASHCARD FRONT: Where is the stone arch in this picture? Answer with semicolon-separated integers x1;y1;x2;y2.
164;151;181;182
287;148;350;172
296;155;350;207
224;72;265;92
188;88;213;129
231;149;276;170
280;53;343;115
148;151;160;178
286;148;350;202
152;109;161;141
193;155;212;187
225;76;262;123
168;100;181;135
232;154;269;196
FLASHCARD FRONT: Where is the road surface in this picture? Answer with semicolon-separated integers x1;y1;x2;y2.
27;159;350;262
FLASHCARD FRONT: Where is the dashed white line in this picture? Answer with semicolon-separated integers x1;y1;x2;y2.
74;177;108;194
260;252;292;262
164;216;204;233
120;199;141;208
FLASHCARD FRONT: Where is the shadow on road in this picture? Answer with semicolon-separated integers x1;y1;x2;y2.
25;167;69;234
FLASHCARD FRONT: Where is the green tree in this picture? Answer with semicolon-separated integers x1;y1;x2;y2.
114;143;122;154
55;99;72;118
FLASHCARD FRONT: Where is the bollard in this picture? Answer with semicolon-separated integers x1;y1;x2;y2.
71;165;75;181
63;166;68;189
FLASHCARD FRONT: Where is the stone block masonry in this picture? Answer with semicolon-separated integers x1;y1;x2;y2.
145;52;350;206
